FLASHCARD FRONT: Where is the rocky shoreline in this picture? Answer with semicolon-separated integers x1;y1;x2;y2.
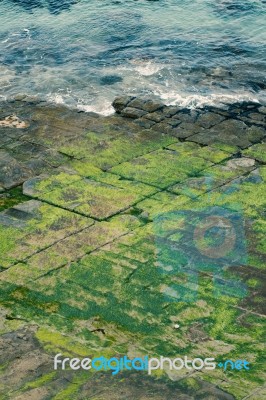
0;95;265;192
112;95;266;147
0;96;265;399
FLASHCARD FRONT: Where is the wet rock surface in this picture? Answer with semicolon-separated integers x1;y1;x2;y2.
0;97;265;399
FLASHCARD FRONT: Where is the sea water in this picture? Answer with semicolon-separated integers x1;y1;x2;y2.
0;0;265;114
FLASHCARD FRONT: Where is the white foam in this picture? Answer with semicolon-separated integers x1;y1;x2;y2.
77;100;114;116
154;88;260;109
129;60;164;76
47;93;65;105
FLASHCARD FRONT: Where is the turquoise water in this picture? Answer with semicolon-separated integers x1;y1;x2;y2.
0;0;265;114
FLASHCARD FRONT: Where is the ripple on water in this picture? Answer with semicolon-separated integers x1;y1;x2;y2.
0;0;265;114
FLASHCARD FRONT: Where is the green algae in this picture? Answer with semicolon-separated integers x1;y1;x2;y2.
59;130;177;169
52;373;90;400
23;371;57;390
0;186;29;212
211;142;239;154
134;192;190;220
0;200;93;268
243;143;266;163
166;142;231;163
0;225;22;268
110;148;213;188
28;174;157;220
0;112;265;400
36;327;95;357
23;171;82;197
0;215;143;286
169;157;256;197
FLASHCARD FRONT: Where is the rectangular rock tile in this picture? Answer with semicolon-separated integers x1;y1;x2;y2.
0;200;93;268
217;375;264;400
23;170;83;197
66;160;117;183
24;172;157;220
196;111;225;128
59;130;177;170
167;122;203;139
0;150;32;189
169;157;256;197
209;142;239;154
246;218;266;271
110;147;213;188
0;186;29;212
25;115;125;148
245;125;265;144
188;119;260;149
165;169;266;278
44;254;166;333
0;214;140;284
151;121;180;135
67;160;165;195
242;142;266;163
0;230;263;393
173;110;199;123
170;176;221;198
128;98;163;113
120;107;146;119
145;111;165;123
134;117;156;129
97;225;158;264
206;166;266;218
243;386;266;400
223;266;266;314
174;165;265;219
135;192;190;220
108;224;156;256
21;125;83;147
166;142;231;163
6;141;67;168
5;141;46;162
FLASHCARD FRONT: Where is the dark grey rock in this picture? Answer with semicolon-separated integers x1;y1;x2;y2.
197;112;225;128
216;118;248;133
173;110;198;123
151;122;176;134
127;98;163;112
120;107;146;119
112;96;135;113
170;122;202;139
246;126;265;143
162;105;182;118
166;118;181;127
258;106;266;114
215;110;232;118
134;118;156;129
238;116;266;127
145;111;165;123
0;150;32;189
25;158;49;175
127;98;146;110
247;112;266;123
138;99;164;113
189;119;251;148
8;142;46;162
